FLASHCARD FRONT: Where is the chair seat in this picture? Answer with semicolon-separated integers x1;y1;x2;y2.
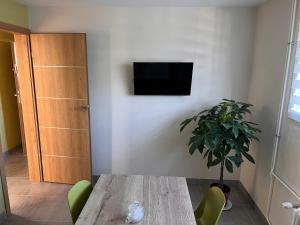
68;180;93;224
194;187;225;225
196;218;205;225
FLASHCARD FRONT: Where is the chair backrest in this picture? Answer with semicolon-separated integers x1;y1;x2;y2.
68;180;93;224
194;187;225;225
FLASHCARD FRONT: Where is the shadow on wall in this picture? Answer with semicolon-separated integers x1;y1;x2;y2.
122;63;134;96
254;105;278;199
242;105;277;207
87;31;113;174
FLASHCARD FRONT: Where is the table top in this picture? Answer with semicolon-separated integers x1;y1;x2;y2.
75;174;197;225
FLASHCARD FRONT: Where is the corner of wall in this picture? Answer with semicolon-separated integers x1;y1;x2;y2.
0;0;29;28
239;0;294;219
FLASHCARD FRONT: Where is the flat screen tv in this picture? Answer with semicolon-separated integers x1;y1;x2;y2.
133;62;193;95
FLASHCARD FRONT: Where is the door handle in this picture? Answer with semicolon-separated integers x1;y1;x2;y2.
282;202;300;209
283;202;300;225
79;105;90;112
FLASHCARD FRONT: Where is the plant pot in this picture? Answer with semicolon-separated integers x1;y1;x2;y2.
210;183;231;204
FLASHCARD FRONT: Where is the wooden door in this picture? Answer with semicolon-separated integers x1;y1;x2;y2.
14;34;42;182
30;34;91;184
11;43;27;154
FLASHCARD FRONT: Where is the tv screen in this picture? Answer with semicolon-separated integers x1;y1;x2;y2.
133;62;193;95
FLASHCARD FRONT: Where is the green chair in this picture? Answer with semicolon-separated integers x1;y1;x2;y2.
68;180;93;224
194;187;226;225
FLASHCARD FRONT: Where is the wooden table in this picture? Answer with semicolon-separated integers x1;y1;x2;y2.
76;174;197;225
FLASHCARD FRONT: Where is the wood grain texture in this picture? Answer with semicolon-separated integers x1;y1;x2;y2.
42;155;91;184
76;175;196;225
34;67;88;99
14;34;42;182
30;33;91;184
39;127;89;158
30;34;87;66
36;98;89;129
11;43;27;154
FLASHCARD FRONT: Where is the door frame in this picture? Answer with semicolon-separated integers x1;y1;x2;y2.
0;22;30;34
14;34;43;182
0;22;42;215
0;22;93;215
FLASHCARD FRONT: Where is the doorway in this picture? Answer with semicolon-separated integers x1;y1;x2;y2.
0;23;92;223
0;28;74;224
0;31;27;179
0;29;31;213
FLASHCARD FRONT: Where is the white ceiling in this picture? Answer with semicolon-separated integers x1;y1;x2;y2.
18;0;266;7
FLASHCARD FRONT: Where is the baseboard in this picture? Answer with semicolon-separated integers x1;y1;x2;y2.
186;178;240;186
92;175;100;186
237;181;270;225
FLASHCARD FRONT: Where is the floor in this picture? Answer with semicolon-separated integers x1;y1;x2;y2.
3;149;72;225
2;149;267;225
187;179;268;225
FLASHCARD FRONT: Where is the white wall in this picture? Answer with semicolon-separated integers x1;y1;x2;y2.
240;0;293;216
29;6;256;179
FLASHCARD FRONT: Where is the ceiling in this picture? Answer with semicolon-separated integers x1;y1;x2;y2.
18;0;267;7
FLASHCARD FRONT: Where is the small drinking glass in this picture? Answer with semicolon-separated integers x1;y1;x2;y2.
125;201;144;224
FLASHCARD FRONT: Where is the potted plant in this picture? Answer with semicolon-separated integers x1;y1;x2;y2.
180;99;261;208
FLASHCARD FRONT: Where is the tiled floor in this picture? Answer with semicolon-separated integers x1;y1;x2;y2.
187;179;267;225
2;149;267;225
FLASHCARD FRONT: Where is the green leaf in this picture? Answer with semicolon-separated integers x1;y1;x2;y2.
245;121;259;125
241;151;255;164
228;156;243;167
189;143;198;155
179;99;260;168
233;126;239;138
203;150;210;159
211;158;222;166
251;135;260;142
180;118;193;132
226;140;235;149
188;135;203;146
222;99;235;103
223;123;232;130
225;159;233;173
207;152;213;168
198;143;205;154
224;145;232;155
242;146;250;152
197;109;209;116
242;109;251;114
205;135;215;150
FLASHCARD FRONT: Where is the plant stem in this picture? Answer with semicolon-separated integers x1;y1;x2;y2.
220;160;224;189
